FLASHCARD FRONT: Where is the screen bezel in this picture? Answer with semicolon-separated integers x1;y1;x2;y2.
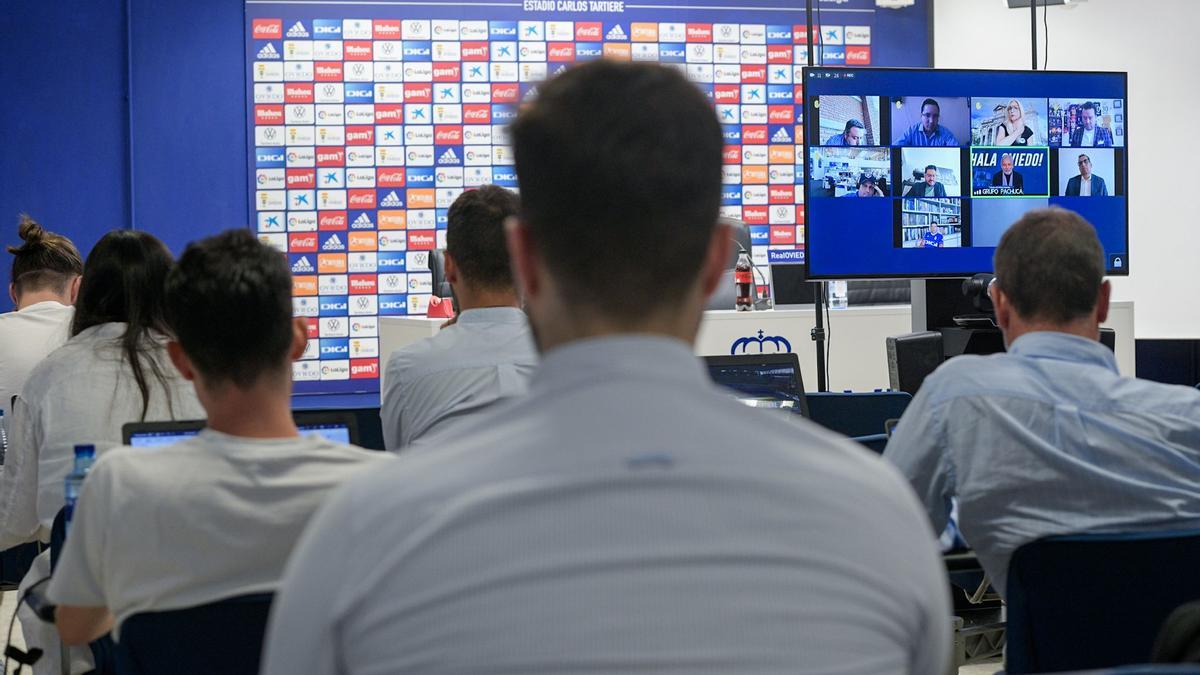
800;66;1129;281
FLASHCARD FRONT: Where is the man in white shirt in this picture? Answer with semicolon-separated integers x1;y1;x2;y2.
381;185;537;450
0;215;81;420
263;61;951;675
49;229;389;647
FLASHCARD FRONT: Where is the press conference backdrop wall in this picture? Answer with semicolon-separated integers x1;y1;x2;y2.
1;0;930;400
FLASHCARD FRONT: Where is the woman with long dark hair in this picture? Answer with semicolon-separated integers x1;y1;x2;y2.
0;229;203;674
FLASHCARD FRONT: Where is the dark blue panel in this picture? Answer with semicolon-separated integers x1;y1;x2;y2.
0;1;130;310
128;0;247;255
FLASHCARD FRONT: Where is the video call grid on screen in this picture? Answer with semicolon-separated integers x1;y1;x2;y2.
801;67;1128;280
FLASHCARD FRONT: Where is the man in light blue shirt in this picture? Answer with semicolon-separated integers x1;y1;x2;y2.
895;98;960;146
886;207;1200;597
380;185;537;450
264;61;951;675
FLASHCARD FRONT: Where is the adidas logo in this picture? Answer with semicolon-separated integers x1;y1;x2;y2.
771;127;793;143
379;191;403;208
285;21;309;38
606;24;627;40
552;65;567;76
322;234;344;251
351;213;374;229
437;148;459;164
256;43;280;59
291;256;314;273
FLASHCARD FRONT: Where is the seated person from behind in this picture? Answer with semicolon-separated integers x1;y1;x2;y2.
825;118;865;146
842;174;884;197
1065;153;1108;196
381;185;537;450
885;207;1200;598
49;229;389;646
263;60;950;675
991;153;1024;191
0;215;82;421
907;165;947;197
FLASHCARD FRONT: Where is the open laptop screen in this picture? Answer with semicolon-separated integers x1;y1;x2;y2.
704;353;809;418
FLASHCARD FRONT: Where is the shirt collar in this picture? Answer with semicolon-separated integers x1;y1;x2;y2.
456;307;527;325
532;334;710;393
1007;331;1118;373
18;300;71;313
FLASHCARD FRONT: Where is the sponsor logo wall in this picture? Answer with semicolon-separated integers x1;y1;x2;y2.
247;2;919;394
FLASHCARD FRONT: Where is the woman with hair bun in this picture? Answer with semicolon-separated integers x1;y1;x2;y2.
0;214;83;418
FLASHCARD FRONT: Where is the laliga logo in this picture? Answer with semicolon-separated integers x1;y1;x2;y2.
730;329;792;355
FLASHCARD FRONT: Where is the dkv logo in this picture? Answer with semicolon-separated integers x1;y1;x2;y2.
730;329;792;355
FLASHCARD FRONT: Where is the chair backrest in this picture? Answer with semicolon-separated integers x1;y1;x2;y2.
114;593;275;675
428;249;454;302
1006;530;1200;674
805;391;913;442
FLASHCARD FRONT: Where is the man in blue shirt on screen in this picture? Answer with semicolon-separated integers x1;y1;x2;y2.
895;98;960;147
885;207;1200;598
920;222;945;248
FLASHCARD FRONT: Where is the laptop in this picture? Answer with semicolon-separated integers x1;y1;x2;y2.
703;353;809;418
122;410;360;447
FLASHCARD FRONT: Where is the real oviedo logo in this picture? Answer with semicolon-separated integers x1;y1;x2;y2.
730;329;793;355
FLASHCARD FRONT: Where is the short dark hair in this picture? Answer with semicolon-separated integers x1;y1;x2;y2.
164;229;294;388
7;214;82;296
445;185;519;289
925;165;938;173
920;98;940;112
993;207;1105;323
1080;101;1098;113
843;118;865;133
509;60;722;319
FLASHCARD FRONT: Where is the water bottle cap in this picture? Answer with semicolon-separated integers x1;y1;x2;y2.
74;444;96;458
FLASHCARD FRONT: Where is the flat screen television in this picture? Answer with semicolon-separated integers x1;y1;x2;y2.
802;67;1128;279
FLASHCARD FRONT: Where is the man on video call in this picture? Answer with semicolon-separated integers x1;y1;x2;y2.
843;174;883;197
826;119;865;146
895;98;960;147
1065;154;1108;196
907;165;947;198
991;153;1024;191
1068;102;1115;147
919;222;945;248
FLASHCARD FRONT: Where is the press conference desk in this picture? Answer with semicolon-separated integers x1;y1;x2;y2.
380;302;1135;393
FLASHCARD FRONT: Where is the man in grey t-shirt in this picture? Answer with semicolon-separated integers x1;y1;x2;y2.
263;61;952;675
51;230;388;646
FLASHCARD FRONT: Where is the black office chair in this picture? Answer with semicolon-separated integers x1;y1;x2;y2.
50;507;119;673
1006;529;1200;674
805;391;913;453
427;249;454;303
114;594;275;675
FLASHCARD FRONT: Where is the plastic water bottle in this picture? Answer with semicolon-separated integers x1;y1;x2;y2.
735;251;753;311
0;410;7;466
63;444;96;530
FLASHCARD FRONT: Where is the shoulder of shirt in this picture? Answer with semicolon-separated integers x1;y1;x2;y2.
345;386;921;524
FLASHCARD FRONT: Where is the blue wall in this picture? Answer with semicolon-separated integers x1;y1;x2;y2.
0;0;247;310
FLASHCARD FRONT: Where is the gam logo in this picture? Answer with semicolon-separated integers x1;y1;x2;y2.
730;329;792;355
